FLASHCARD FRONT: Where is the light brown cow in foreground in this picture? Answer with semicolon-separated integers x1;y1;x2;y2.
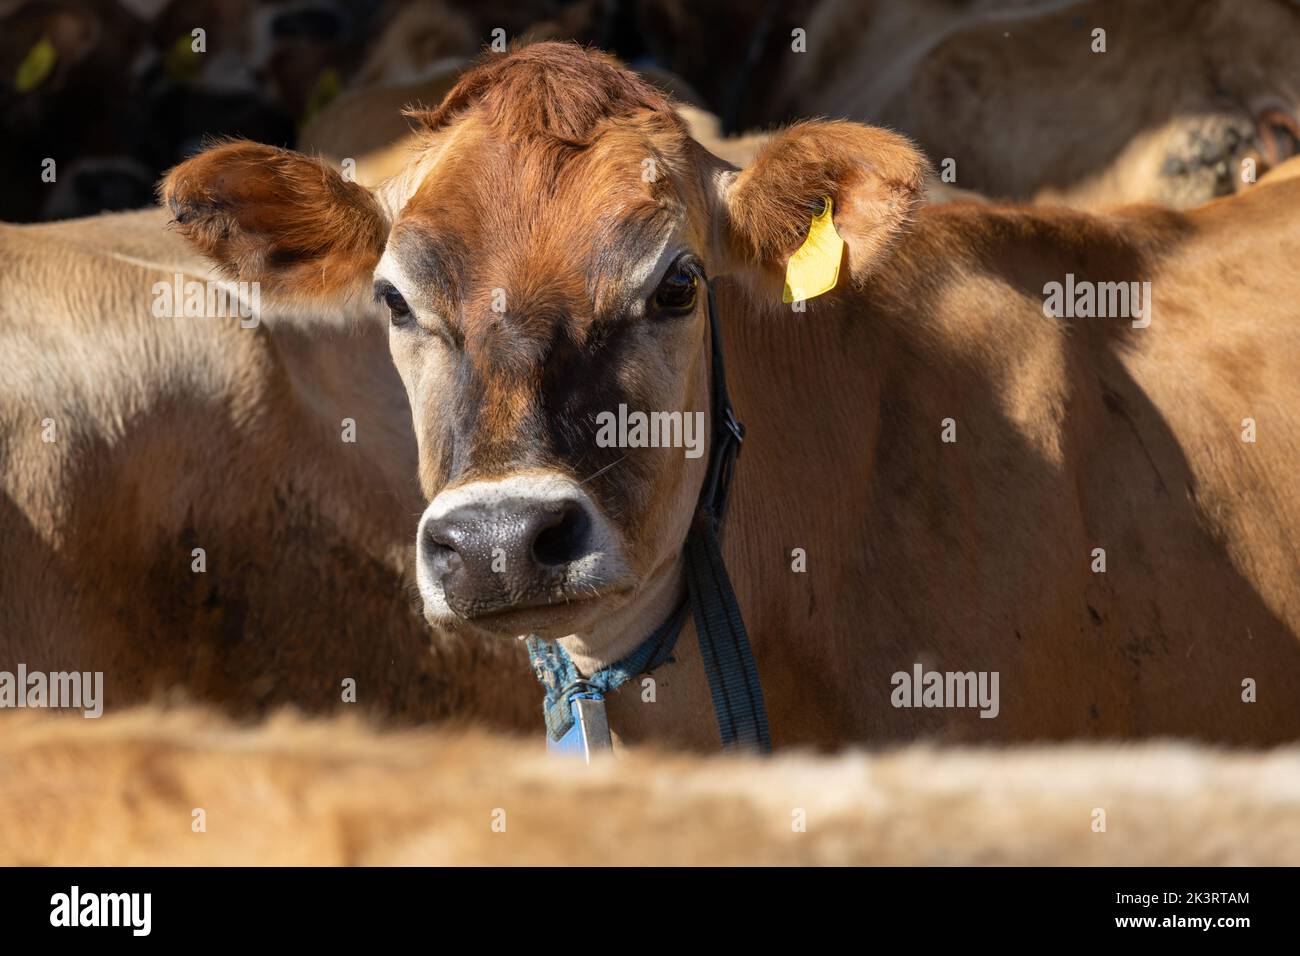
159;44;1300;749
773;0;1300;208
0;209;534;729
2;707;1296;865
164;43;1300;753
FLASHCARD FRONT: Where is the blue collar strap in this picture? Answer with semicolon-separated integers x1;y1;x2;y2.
525;600;687;744
526;276;772;755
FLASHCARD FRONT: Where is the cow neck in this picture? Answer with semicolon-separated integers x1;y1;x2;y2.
525;276;772;755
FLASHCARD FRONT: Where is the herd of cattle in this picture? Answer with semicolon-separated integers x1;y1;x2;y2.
2;0;1300;863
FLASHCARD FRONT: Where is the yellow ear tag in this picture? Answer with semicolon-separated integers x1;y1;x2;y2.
15;36;57;93
782;196;844;304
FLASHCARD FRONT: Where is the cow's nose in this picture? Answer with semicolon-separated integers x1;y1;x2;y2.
421;497;596;618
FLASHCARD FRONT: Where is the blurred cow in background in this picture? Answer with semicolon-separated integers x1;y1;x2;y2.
773;0;1300;207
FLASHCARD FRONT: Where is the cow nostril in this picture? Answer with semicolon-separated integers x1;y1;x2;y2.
532;501;592;567
422;525;462;574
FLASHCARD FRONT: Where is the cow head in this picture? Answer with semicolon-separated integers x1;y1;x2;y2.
161;43;925;657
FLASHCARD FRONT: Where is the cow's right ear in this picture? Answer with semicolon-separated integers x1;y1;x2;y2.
716;120;928;306
160;140;387;307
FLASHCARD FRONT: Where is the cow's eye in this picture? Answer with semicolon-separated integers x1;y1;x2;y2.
384;288;412;325
650;261;698;316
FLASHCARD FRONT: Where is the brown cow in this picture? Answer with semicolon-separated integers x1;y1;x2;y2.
774;0;1300;208
163;43;1300;752
0;208;534;729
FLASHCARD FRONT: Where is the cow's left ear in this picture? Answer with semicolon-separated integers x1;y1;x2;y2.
160;140;387;308
718;120;928;303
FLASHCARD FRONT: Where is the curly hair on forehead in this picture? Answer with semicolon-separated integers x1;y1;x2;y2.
405;41;687;145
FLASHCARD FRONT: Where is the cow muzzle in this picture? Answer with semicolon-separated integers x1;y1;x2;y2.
415;474;632;630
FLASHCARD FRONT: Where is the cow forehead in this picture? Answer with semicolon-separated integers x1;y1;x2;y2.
387;118;695;326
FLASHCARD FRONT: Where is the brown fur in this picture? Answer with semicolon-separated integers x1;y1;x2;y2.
2;707;1296;865
159;142;388;304
299;60;769;191
410;43;681;142
163;44;1300;752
